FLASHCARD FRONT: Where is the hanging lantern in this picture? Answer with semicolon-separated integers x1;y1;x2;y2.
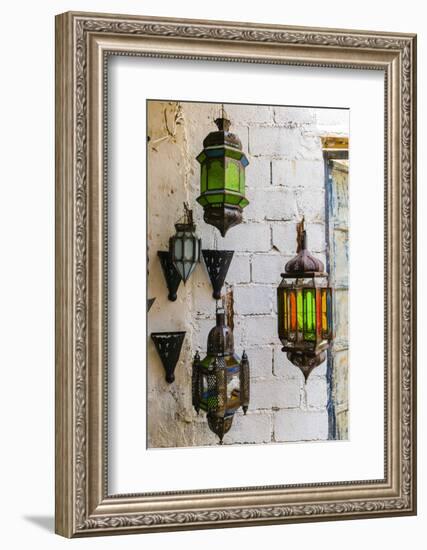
151;331;186;383
277;219;333;381
192;305;249;444
169;203;201;284
196;115;249;237
202;249;234;300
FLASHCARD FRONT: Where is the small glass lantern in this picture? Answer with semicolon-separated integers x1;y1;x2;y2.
192;306;250;443
196;116;249;237
169;204;201;284
277;220;333;380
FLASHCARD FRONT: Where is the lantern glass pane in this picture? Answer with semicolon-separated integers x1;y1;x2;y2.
321;288;328;335
297;289;303;331
283;288;288;334
183;238;193;260
225;160;240;191
239;167;245;194
316;288;322;338
327;288;333;335
201;163;208;193
303;289;316;341
207;159;224;189
174;238;183;260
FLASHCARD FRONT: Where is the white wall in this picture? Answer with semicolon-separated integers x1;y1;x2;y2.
0;1;424;549
147;101;348;448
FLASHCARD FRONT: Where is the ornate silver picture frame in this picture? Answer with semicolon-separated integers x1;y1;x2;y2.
55;11;416;537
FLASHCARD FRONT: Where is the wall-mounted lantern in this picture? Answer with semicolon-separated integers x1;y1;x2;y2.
157;251;182;301
277;219;333;381
169;203;201;283
192;305;249;444
151;331;186;383
196;115;249;237
202;249;234;300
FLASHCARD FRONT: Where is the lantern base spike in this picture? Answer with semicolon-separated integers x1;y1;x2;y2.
287;350;327;382
207;413;233;443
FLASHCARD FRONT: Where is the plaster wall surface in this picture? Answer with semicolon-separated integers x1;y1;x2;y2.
147;100;348;447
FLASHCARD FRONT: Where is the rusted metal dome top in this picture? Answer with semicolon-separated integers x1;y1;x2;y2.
207;308;234;356
285;219;325;275
202;117;242;150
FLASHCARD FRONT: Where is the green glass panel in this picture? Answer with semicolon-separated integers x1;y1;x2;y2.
207;159;225;190
239;168;245;194
223;192;242;205
303;289;316;341
197;151;206;163
205;193;225;204
201;163;208;193
297;290;303;330
197;195;209;207
238;197;249;208
225;161;240;191
225;148;243;160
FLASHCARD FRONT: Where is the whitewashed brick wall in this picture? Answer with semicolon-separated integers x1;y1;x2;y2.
147;101;348;448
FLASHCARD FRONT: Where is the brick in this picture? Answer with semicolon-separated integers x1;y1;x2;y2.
245;157;271;188
223;412;272;444
225;254;251;284
305;377;328;409
252;253;286;284
271;159;324;189
244;315;278;346
244;346;274;378
249;126;322;159
251;378;302;409
274;409;329;442
220;222;271;252
314;107;349;135
245;188;298;222
224;103;274;125
273;106;316;126
234;285;273;315
296;188;325;222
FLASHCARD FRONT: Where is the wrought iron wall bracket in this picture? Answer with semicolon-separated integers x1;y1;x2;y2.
157;250;182;301
202;249;234;300
151;331;186;384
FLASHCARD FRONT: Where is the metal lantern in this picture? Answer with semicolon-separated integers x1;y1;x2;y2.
169;204;201;284
277;219;333;381
196;116;249;237
158;250;182;301
192;306;249;444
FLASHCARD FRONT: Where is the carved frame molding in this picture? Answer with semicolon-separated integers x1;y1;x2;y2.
55;11;416;537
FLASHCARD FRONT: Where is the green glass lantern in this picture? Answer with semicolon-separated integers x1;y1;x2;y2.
196;117;249;237
277;220;333;380
192;306;250;444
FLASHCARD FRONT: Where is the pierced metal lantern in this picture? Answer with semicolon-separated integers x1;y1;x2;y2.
151;331;186;383
169;204;201;284
192;307;249;444
202;249;234;300
277;220;333;381
196;117;249;237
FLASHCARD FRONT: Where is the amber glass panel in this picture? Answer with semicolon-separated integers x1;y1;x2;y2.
321;288;328;336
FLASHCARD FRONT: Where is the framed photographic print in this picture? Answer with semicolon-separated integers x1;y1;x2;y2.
55;11;417;537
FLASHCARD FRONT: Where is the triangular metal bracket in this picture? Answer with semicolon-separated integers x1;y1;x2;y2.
151;331;186;383
158;251;182;301
202;250;234;299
